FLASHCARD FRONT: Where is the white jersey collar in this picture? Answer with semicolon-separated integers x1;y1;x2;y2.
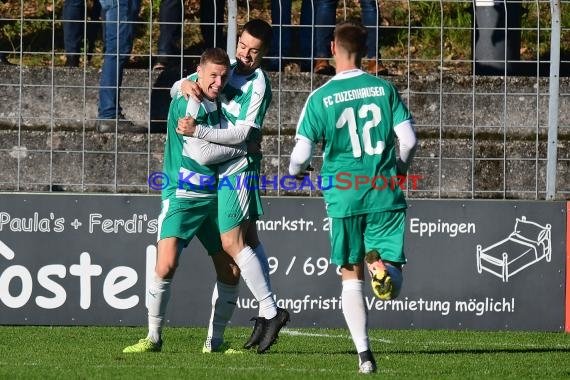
332;68;364;80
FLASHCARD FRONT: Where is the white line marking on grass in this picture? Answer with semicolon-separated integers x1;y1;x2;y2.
282;329;345;338
282;329;392;343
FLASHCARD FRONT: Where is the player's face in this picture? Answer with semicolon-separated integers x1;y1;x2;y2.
197;62;229;100
235;31;266;75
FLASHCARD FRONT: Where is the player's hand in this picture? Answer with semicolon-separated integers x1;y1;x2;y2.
180;79;202;102
176;117;196;136
295;165;314;181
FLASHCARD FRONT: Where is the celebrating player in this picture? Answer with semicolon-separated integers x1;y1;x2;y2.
123;48;250;354
173;19;290;354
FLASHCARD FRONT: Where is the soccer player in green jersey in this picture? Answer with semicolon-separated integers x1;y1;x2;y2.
288;21;418;374
173;19;289;354
123;48;251;354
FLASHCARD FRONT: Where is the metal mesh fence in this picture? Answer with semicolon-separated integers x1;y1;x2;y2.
0;0;567;199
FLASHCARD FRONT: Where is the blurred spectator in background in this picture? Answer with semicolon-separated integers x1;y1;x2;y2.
313;0;388;75
95;0;146;132
63;0;102;67
200;0;226;49
153;0;225;70
153;0;182;70
269;0;312;72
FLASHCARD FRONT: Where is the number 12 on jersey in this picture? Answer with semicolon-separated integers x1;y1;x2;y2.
336;103;385;158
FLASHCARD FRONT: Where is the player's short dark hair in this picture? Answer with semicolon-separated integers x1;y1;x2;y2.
334;20;367;57
242;19;273;50
200;47;230;67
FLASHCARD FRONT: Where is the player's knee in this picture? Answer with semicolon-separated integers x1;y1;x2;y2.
220;239;233;254
155;261;178;279
220;236;244;255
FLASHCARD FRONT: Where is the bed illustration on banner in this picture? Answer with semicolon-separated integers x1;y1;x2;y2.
476;216;552;282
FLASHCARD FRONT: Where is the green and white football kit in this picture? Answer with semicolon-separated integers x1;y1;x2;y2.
177;62;272;232
124;88;249;355
159;92;246;253
293;69;414;266
217;63;271;232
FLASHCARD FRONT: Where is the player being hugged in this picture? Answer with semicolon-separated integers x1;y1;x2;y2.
173;19;290;354
123;48;252;354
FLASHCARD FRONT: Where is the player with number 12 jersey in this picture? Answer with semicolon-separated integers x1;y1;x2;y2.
295;70;413;218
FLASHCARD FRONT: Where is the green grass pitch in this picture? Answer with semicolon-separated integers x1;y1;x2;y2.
1;326;570;379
